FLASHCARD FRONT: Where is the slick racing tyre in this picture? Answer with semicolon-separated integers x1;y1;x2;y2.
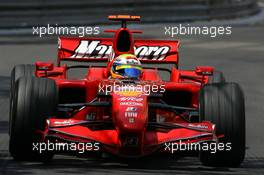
199;83;245;167
9;64;35;135
208;71;225;84
9;76;58;161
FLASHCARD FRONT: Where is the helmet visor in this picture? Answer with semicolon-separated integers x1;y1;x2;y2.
124;68;141;78
114;65;142;78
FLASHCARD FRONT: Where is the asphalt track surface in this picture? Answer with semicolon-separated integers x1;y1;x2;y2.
0;25;264;174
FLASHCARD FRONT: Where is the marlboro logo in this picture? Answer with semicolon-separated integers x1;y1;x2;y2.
70;40;170;60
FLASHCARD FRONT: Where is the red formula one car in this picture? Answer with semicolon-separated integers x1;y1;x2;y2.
9;15;245;167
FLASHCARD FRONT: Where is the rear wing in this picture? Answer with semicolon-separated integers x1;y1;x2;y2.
58;37;180;66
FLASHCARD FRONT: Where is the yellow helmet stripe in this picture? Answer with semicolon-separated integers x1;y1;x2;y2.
116;65;142;70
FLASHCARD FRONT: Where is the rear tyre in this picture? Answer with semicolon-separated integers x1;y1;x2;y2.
9;77;58;161
199;83;245;167
208;71;225;84
9;64;35;135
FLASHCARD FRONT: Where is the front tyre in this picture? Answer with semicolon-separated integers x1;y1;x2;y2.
9;77;58;161
199;83;245;167
9;64;35;135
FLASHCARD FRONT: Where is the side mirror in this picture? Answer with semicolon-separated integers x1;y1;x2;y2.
35;62;54;71
195;66;214;76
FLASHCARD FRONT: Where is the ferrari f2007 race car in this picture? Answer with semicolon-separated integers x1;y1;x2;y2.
9;15;245;167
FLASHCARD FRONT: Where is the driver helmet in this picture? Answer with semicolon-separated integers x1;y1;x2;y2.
110;54;142;79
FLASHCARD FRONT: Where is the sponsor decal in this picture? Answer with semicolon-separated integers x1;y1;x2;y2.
120;102;143;106
119;97;143;102
53;119;75;126
125;112;137;118
126;107;137;111
116;90;143;97
128;118;135;123
188;124;208;129
70;40;170;60
125;107;138;123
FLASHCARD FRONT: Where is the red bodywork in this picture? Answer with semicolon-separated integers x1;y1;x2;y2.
34;16;219;157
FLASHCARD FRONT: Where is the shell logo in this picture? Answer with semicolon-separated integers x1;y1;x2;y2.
116;90;142;97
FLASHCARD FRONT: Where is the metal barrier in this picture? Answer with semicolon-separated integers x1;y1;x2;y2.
0;0;259;29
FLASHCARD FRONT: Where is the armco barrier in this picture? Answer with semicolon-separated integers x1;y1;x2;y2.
0;0;259;29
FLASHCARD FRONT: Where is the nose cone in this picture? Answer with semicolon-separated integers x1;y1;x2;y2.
112;93;148;133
